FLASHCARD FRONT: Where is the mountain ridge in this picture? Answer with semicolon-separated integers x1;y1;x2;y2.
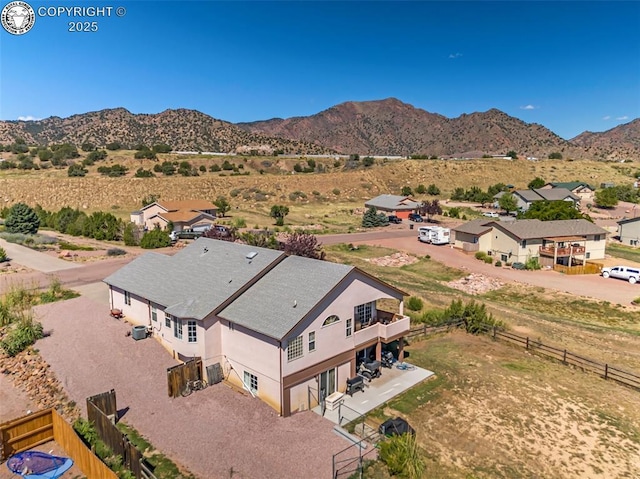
1;98;638;159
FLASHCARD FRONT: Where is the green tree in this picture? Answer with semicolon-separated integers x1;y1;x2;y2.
5;203;40;234
415;184;426;194
152;143;172;153
361;206;389;228
548;152;563;160
81;142;96;152
123;222;139;246
0;246;8;262
38;149;53;161
426;184;441;195
594;188;618;208
82;212;122;241
214;196;231;217
527;177;546;189
140;227;171;249
67;164;88;177
401;186;413;196
141;194;159;207
522;200;591;221
506;150;518;159
105;142;121;151
160;162;176;175
362;156;374;167
270;205;290;226
498;192;518;214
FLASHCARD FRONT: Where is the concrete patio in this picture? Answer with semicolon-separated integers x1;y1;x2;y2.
313;363;434;425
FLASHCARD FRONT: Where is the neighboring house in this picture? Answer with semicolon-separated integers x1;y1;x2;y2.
453;218;608;266
104;238;410;417
130;200;217;231
541;182;595;202
364;195;421;219
493;188;580;212
617;216;640;246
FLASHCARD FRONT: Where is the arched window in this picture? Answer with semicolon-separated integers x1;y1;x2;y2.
323;315;340;327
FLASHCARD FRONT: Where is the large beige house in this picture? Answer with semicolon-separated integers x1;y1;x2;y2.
130;200;217;231
104;238;410;417
453;218;608;266
541;182;595;202
617;216;640;247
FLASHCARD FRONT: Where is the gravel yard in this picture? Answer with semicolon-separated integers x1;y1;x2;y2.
33;297;354;479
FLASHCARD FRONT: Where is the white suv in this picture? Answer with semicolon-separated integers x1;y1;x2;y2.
482;212;499;218
601;265;640;284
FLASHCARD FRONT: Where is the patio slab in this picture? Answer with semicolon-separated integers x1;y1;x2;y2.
314;364;434;425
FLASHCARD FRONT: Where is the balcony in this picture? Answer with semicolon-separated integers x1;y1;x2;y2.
354;310;411;345
539;245;585;257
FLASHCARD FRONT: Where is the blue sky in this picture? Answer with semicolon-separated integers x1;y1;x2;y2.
1;1;638;139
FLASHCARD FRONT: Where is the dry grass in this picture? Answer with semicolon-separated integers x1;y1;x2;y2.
0;157;634;223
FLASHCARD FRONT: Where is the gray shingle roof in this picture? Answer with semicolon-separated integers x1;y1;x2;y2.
364;194;420;211
617;216;640;225
219;255;354;340
534;188;580;201
104;238;286;319
548;181;594;191
495;219;607;240
453;219;494;235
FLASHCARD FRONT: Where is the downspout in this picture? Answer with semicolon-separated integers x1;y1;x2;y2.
279;341;284;416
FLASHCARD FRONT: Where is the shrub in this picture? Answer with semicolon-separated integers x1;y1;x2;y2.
134;168;154;178
447;207;461;219
484;256;493;264
379;433;425;479
332;188;340;196
0;315;44;357
406;296;424;311
59;241;94;251
107;248;127;256
140;228;171;249
475;251;487;260
232;217;247;228
495;260;502;267
0;247;7;262
525;257;542;270
209;164;221;172
230;189;241;198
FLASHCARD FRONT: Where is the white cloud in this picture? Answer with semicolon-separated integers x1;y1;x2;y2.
17;115;40;121
616;115;629;121
602;115;611;120
520;105;536;110
448;52;462;59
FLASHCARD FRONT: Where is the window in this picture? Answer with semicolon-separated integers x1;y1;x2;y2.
187;320;197;343
322;315;340;327
174;318;182;339
354;303;373;325
165;312;171;328
151;305;157;322
124;291;131;306
585;252;591;259
346;318;352;337
521;240;527;248
287;336;303;361
308;331;316;352
244;371;258;394
501;254;508;262
594;235;602;242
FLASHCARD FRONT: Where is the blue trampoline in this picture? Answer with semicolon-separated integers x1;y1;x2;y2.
6;451;73;479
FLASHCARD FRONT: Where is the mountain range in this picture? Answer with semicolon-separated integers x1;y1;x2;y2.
1;98;638;159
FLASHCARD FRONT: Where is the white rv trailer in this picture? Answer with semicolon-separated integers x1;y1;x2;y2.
418;226;450;245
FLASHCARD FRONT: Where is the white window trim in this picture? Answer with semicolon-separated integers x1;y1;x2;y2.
244;371;258;394
308;331;316;352
174;317;183;340
346;318;352;337
165;312;172;328
187;320;197;343
151;305;157;322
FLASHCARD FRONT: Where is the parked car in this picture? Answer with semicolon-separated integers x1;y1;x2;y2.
483;212;499;218
511;262;525;270
388;215;402;224
408;213;424;222
601;265;640;284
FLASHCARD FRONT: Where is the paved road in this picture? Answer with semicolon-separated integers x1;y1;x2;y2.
0;239;80;272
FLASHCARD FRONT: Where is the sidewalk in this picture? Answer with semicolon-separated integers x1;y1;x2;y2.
0;239;79;273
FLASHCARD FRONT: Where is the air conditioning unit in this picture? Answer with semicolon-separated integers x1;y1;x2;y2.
131;325;148;341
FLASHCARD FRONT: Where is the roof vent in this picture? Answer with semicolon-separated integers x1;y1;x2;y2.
246;251;258;260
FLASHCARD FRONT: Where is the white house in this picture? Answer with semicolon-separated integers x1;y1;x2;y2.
103;239;410;416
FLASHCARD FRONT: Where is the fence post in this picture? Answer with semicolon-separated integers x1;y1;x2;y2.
604;364;608;380
526;337;529;350
563;350;567;364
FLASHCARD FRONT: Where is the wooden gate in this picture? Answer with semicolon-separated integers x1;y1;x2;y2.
167;357;203;398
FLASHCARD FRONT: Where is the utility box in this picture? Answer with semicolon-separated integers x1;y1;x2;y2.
132;325;148;340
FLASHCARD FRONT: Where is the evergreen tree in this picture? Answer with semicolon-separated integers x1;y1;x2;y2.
5;203;40;234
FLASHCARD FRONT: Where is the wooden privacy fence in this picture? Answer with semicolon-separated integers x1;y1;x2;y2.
167;357;202;398
87;391;154;479
485;326;640;391
0;408;117;478
553;261;603;275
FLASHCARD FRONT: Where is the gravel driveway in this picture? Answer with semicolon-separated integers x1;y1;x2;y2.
34;297;356;479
